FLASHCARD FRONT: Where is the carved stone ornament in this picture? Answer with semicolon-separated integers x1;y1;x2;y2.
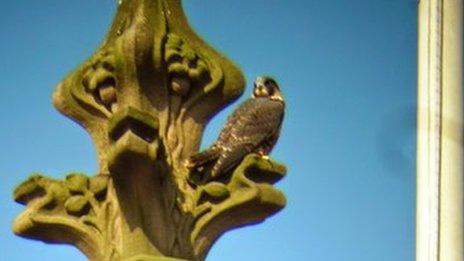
12;1;287;260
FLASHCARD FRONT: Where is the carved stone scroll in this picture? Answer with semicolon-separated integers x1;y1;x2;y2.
12;1;287;260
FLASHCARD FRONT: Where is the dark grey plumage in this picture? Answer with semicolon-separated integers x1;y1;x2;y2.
187;76;285;178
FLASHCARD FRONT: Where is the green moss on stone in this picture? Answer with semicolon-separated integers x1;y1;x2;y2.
65;173;89;193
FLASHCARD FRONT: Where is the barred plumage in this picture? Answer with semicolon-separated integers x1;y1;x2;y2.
186;76;285;179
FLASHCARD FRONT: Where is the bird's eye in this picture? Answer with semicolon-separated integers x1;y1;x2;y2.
265;85;275;95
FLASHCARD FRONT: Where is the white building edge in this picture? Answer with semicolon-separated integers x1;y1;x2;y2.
417;0;463;260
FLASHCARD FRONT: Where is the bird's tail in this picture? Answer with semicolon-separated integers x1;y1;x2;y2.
185;146;220;169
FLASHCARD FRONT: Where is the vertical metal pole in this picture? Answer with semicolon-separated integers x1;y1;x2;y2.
416;1;463;260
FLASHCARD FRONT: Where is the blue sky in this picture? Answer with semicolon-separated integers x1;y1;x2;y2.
0;0;416;260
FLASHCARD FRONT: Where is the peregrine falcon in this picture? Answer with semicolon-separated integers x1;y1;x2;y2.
186;76;285;179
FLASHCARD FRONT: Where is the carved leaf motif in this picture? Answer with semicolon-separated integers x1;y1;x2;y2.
89;175;109;201
202;182;229;199
188;154;287;258
65;195;91;216
72;48;118;118
13;1;284;260
13;174;46;205
65;173;89;194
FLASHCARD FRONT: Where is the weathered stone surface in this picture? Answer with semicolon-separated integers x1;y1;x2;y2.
12;1;286;260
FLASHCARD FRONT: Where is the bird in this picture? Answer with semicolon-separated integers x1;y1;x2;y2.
186;76;285;180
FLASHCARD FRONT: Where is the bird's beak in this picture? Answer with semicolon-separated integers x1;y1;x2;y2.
256;85;267;96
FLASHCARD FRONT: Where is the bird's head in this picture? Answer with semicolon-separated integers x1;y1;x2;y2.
252;76;283;102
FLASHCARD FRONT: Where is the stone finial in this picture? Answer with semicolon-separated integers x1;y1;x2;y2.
13;1;287;260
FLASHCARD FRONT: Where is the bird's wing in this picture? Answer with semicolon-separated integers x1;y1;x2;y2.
185;146;221;168
211;99;284;177
230;99;284;142
214;99;258;147
187;99;258;169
